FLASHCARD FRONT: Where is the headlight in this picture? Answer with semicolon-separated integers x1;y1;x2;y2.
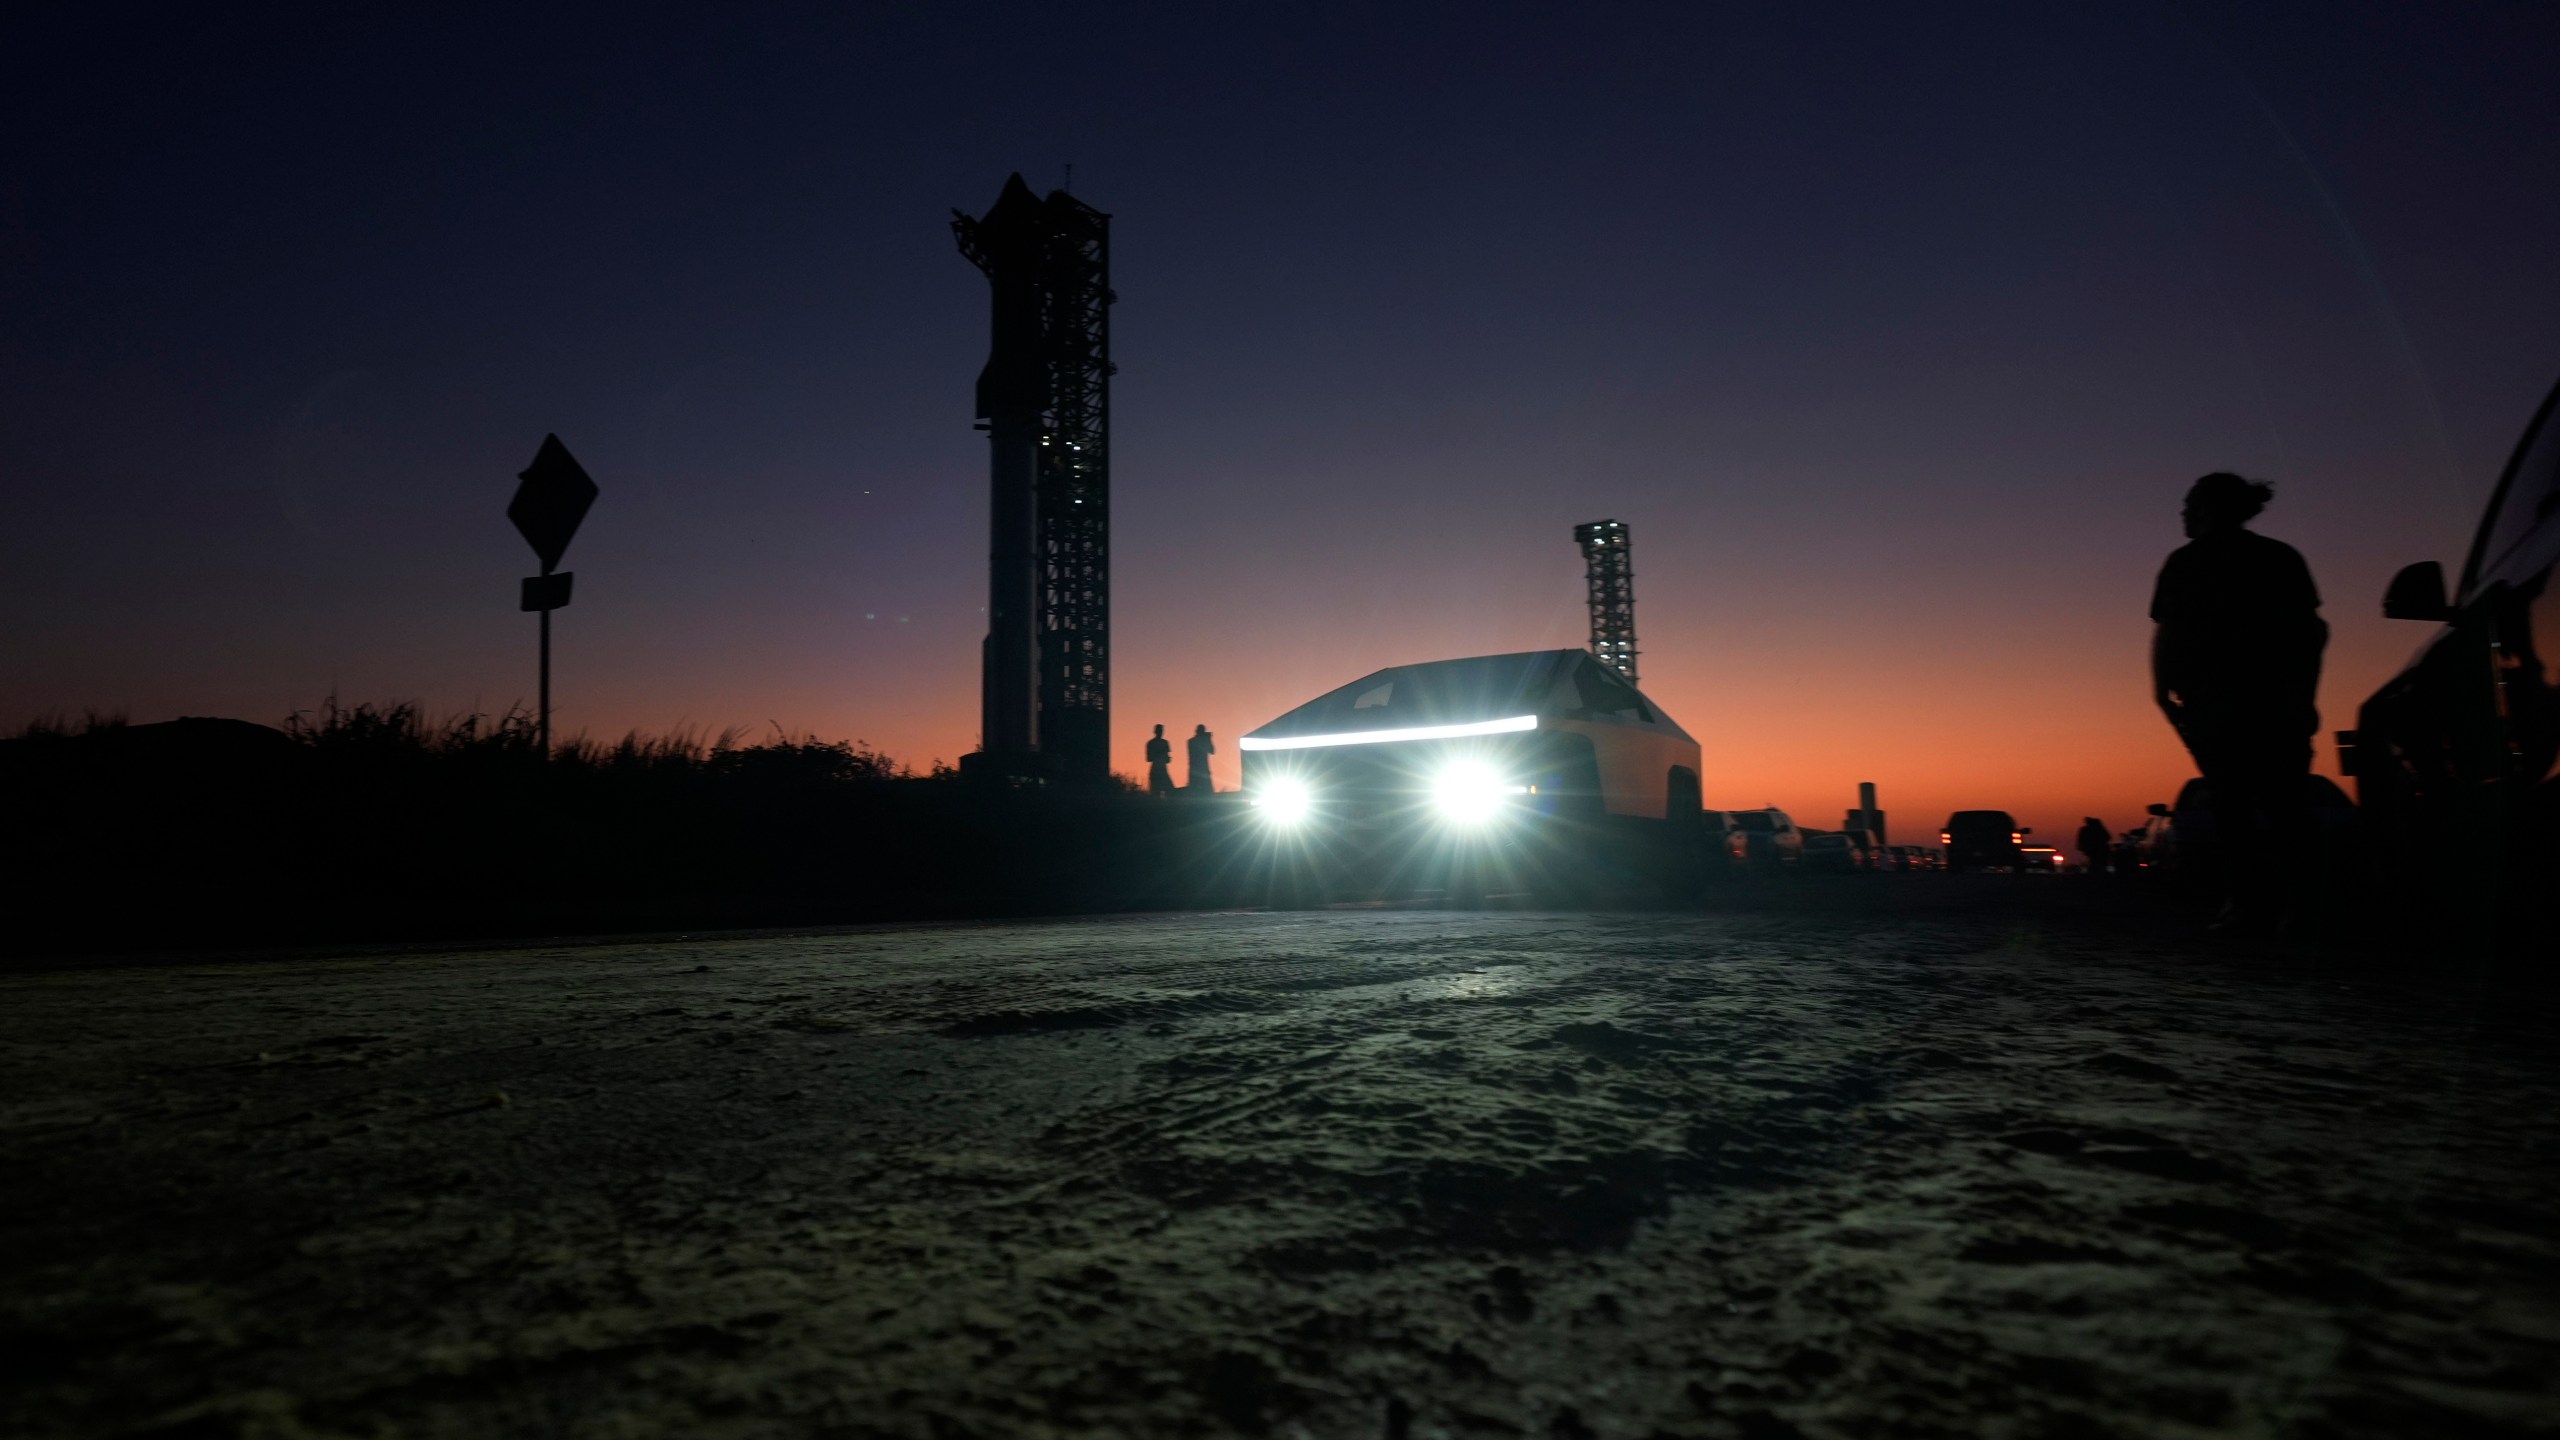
1431;760;1523;825
1253;776;1314;826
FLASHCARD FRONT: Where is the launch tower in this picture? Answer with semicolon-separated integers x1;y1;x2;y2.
1573;519;1639;685
953;174;1115;780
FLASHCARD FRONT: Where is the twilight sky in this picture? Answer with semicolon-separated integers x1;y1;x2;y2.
5;2;2556;844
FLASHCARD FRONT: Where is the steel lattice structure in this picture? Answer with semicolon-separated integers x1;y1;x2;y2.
1034;192;1112;778
1573;519;1639;685
952;176;1114;781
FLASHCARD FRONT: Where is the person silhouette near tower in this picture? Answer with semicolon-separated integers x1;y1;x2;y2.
1186;724;1215;795
1144;724;1174;797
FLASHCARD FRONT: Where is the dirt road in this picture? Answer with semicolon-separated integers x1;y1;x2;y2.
5;891;2557;1438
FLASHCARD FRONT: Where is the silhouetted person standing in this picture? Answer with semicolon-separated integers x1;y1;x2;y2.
2076;817;2111;874
2151;473;2326;932
1186;724;1214;795
1145;724;1174;797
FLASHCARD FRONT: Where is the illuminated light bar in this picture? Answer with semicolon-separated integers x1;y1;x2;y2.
1238;715;1539;752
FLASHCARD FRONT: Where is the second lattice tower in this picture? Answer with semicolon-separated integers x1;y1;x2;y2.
1573;519;1638;686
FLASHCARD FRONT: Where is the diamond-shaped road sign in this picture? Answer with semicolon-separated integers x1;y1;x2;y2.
508;434;598;574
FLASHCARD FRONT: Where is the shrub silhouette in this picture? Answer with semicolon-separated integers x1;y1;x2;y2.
3;702;1237;957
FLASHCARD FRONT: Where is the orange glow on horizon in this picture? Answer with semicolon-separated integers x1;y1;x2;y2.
763;586;2408;857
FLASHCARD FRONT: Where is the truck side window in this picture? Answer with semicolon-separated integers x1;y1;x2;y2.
1576;664;1654;722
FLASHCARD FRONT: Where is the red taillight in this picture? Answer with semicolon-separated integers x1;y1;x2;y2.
1939;833;1951;844
2011;832;2023;843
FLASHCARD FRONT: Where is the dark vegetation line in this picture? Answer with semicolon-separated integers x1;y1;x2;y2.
20;700;928;781
2;703;1239;960
5;706;2266;967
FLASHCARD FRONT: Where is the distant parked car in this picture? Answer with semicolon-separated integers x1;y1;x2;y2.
2019;845;2065;873
2343;372;2560;950
1727;807;1802;864
1700;809;1743;864
1940;810;2027;872
2125;803;2176;873
2168;780;2219;880
2166;775;2359;893
1800;832;1867;871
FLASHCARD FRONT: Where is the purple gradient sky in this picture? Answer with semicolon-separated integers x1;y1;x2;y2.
5;3;2556;842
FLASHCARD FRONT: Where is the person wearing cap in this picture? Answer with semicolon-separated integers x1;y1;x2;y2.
2150;472;2328;933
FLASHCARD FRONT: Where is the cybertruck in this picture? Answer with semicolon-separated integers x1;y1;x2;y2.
1240;649;1703;903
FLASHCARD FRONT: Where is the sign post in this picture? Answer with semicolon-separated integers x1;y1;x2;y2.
507;435;599;756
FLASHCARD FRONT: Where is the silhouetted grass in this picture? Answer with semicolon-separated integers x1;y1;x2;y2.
15;710;130;738
0;702;1239;959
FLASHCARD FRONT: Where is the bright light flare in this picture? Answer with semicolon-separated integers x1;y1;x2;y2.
1239;714;1537;752
1431;760;1525;826
1253;776;1314;826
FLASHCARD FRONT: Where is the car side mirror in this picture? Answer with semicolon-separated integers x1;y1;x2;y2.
2147;803;2170;817
2382;561;2454;621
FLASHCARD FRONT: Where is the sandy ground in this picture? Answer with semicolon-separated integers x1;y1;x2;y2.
4;885;2558;1439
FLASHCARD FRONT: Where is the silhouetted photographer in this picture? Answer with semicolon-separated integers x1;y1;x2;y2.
1186;724;1215;796
2150;473;2327;934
